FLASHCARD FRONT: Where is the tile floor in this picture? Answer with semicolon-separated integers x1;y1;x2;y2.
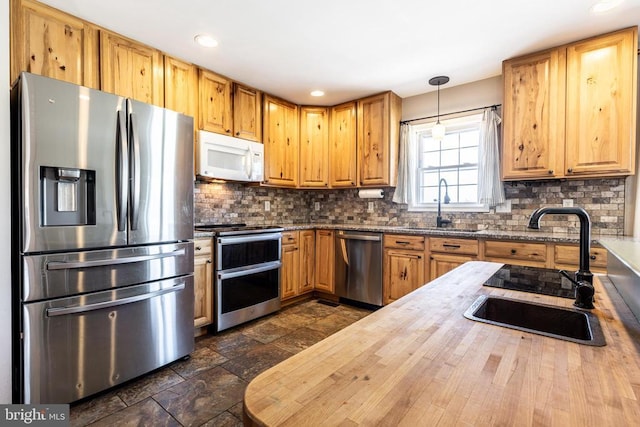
69;299;372;426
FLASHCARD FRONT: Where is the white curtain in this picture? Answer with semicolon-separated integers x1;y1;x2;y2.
478;108;505;207
393;123;414;204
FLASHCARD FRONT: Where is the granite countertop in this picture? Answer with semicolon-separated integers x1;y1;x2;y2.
243;261;640;426
195;224;589;244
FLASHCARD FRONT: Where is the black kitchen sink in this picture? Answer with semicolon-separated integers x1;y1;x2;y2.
464;295;605;346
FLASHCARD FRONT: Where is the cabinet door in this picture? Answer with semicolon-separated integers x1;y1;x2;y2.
330;102;357;187
299;230;316;294
11;0;99;88
233;84;262;142
315;230;335;293
100;31;163;105
429;253;475;281
565;28;637;177
384;249;425;305
193;239;213;329
199;69;233;135
502;49;565;180
358;92;400;186
300;107;329;188
164;56;198;120
281;244;299;300
263;95;299;187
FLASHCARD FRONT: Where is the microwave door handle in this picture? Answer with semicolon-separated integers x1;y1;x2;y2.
116;110;128;232
246;147;253;178
128;103;141;230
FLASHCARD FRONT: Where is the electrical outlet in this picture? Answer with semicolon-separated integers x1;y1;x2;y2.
562;199;574;208
265;201;271;211
314;202;320;211
367;202;374;213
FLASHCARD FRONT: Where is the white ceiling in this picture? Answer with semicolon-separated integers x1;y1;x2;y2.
39;0;640;105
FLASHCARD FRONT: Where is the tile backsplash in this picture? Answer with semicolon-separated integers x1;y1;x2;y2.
194;178;625;236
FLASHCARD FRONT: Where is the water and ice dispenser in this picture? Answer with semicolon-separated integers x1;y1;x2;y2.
40;166;96;226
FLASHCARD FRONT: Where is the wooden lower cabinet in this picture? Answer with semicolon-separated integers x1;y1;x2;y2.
193;238;213;331
299;230;315;294
554;244;607;274
281;230;315;301
281;236;300;301
483;240;547;268
383;234;426;304
315;230;335;293
429;237;479;281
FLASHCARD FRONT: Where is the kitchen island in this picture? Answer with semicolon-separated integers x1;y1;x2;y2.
243;262;640;426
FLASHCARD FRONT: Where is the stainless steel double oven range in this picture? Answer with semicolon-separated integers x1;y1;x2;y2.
196;225;283;332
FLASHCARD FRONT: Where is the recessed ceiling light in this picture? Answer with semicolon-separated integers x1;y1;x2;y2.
310;90;325;97
194;34;218;48
590;0;624;14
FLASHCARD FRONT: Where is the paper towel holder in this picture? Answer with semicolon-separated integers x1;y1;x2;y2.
358;189;384;199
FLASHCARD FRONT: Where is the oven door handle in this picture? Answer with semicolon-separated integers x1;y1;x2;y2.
217;233;282;245
218;261;282;280
45;283;186;317
46;249;186;270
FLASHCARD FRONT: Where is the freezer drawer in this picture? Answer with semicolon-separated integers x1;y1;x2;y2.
22;242;194;302
21;276;194;404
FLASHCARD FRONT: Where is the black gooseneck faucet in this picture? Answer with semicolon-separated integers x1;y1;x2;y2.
436;178;451;228
527;207;594;309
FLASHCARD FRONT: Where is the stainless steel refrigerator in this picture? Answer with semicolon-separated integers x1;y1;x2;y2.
10;72;195;404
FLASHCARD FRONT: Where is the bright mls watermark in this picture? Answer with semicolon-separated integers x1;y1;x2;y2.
0;405;69;426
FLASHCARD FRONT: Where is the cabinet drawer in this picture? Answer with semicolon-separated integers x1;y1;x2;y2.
282;231;298;246
429;238;478;255
194;238;212;256
484;240;546;263
555;244;607;269
384;234;425;250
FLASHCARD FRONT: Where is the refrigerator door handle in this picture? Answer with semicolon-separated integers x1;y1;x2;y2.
128;102;141;230
46;248;186;270
45;282;186;317
116;110;129;232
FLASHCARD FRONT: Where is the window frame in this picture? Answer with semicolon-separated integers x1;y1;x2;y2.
408;113;489;213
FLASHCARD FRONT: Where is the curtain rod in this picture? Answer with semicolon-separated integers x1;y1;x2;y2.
400;103;502;125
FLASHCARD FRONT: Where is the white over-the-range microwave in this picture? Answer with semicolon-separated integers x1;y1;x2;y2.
196;130;264;182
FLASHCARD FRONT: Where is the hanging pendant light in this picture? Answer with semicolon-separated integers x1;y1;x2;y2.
429;76;449;141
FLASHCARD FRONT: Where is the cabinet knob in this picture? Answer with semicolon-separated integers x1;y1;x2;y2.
511;249;517;255
225;129;231;133
236;131;240;136
548;170;553;174
567;168;573;173
206;259;212;264
590;255;597;260
195;246;202;251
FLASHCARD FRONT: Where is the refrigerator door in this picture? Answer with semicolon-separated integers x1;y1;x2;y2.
127;99;194;245
14;73;127;253
22;276;194;404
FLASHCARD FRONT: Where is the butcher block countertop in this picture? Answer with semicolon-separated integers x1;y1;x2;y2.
243;262;640;426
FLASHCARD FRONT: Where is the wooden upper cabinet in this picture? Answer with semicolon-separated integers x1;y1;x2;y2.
263;95;299;187
233;84;262;142
199;69;233;135
502;27;637;181
300;107;329;188
357;91;402;187
100;31;164;105
10;0;99;87
164;56;198;121
502;49;565;180
565;28;637;177
330;101;358;187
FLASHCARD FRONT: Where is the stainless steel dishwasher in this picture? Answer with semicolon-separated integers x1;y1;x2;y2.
335;230;383;306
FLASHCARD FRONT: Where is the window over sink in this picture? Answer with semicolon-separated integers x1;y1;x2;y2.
409;113;489;212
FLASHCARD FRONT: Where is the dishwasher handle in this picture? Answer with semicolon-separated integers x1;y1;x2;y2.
336;233;382;242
